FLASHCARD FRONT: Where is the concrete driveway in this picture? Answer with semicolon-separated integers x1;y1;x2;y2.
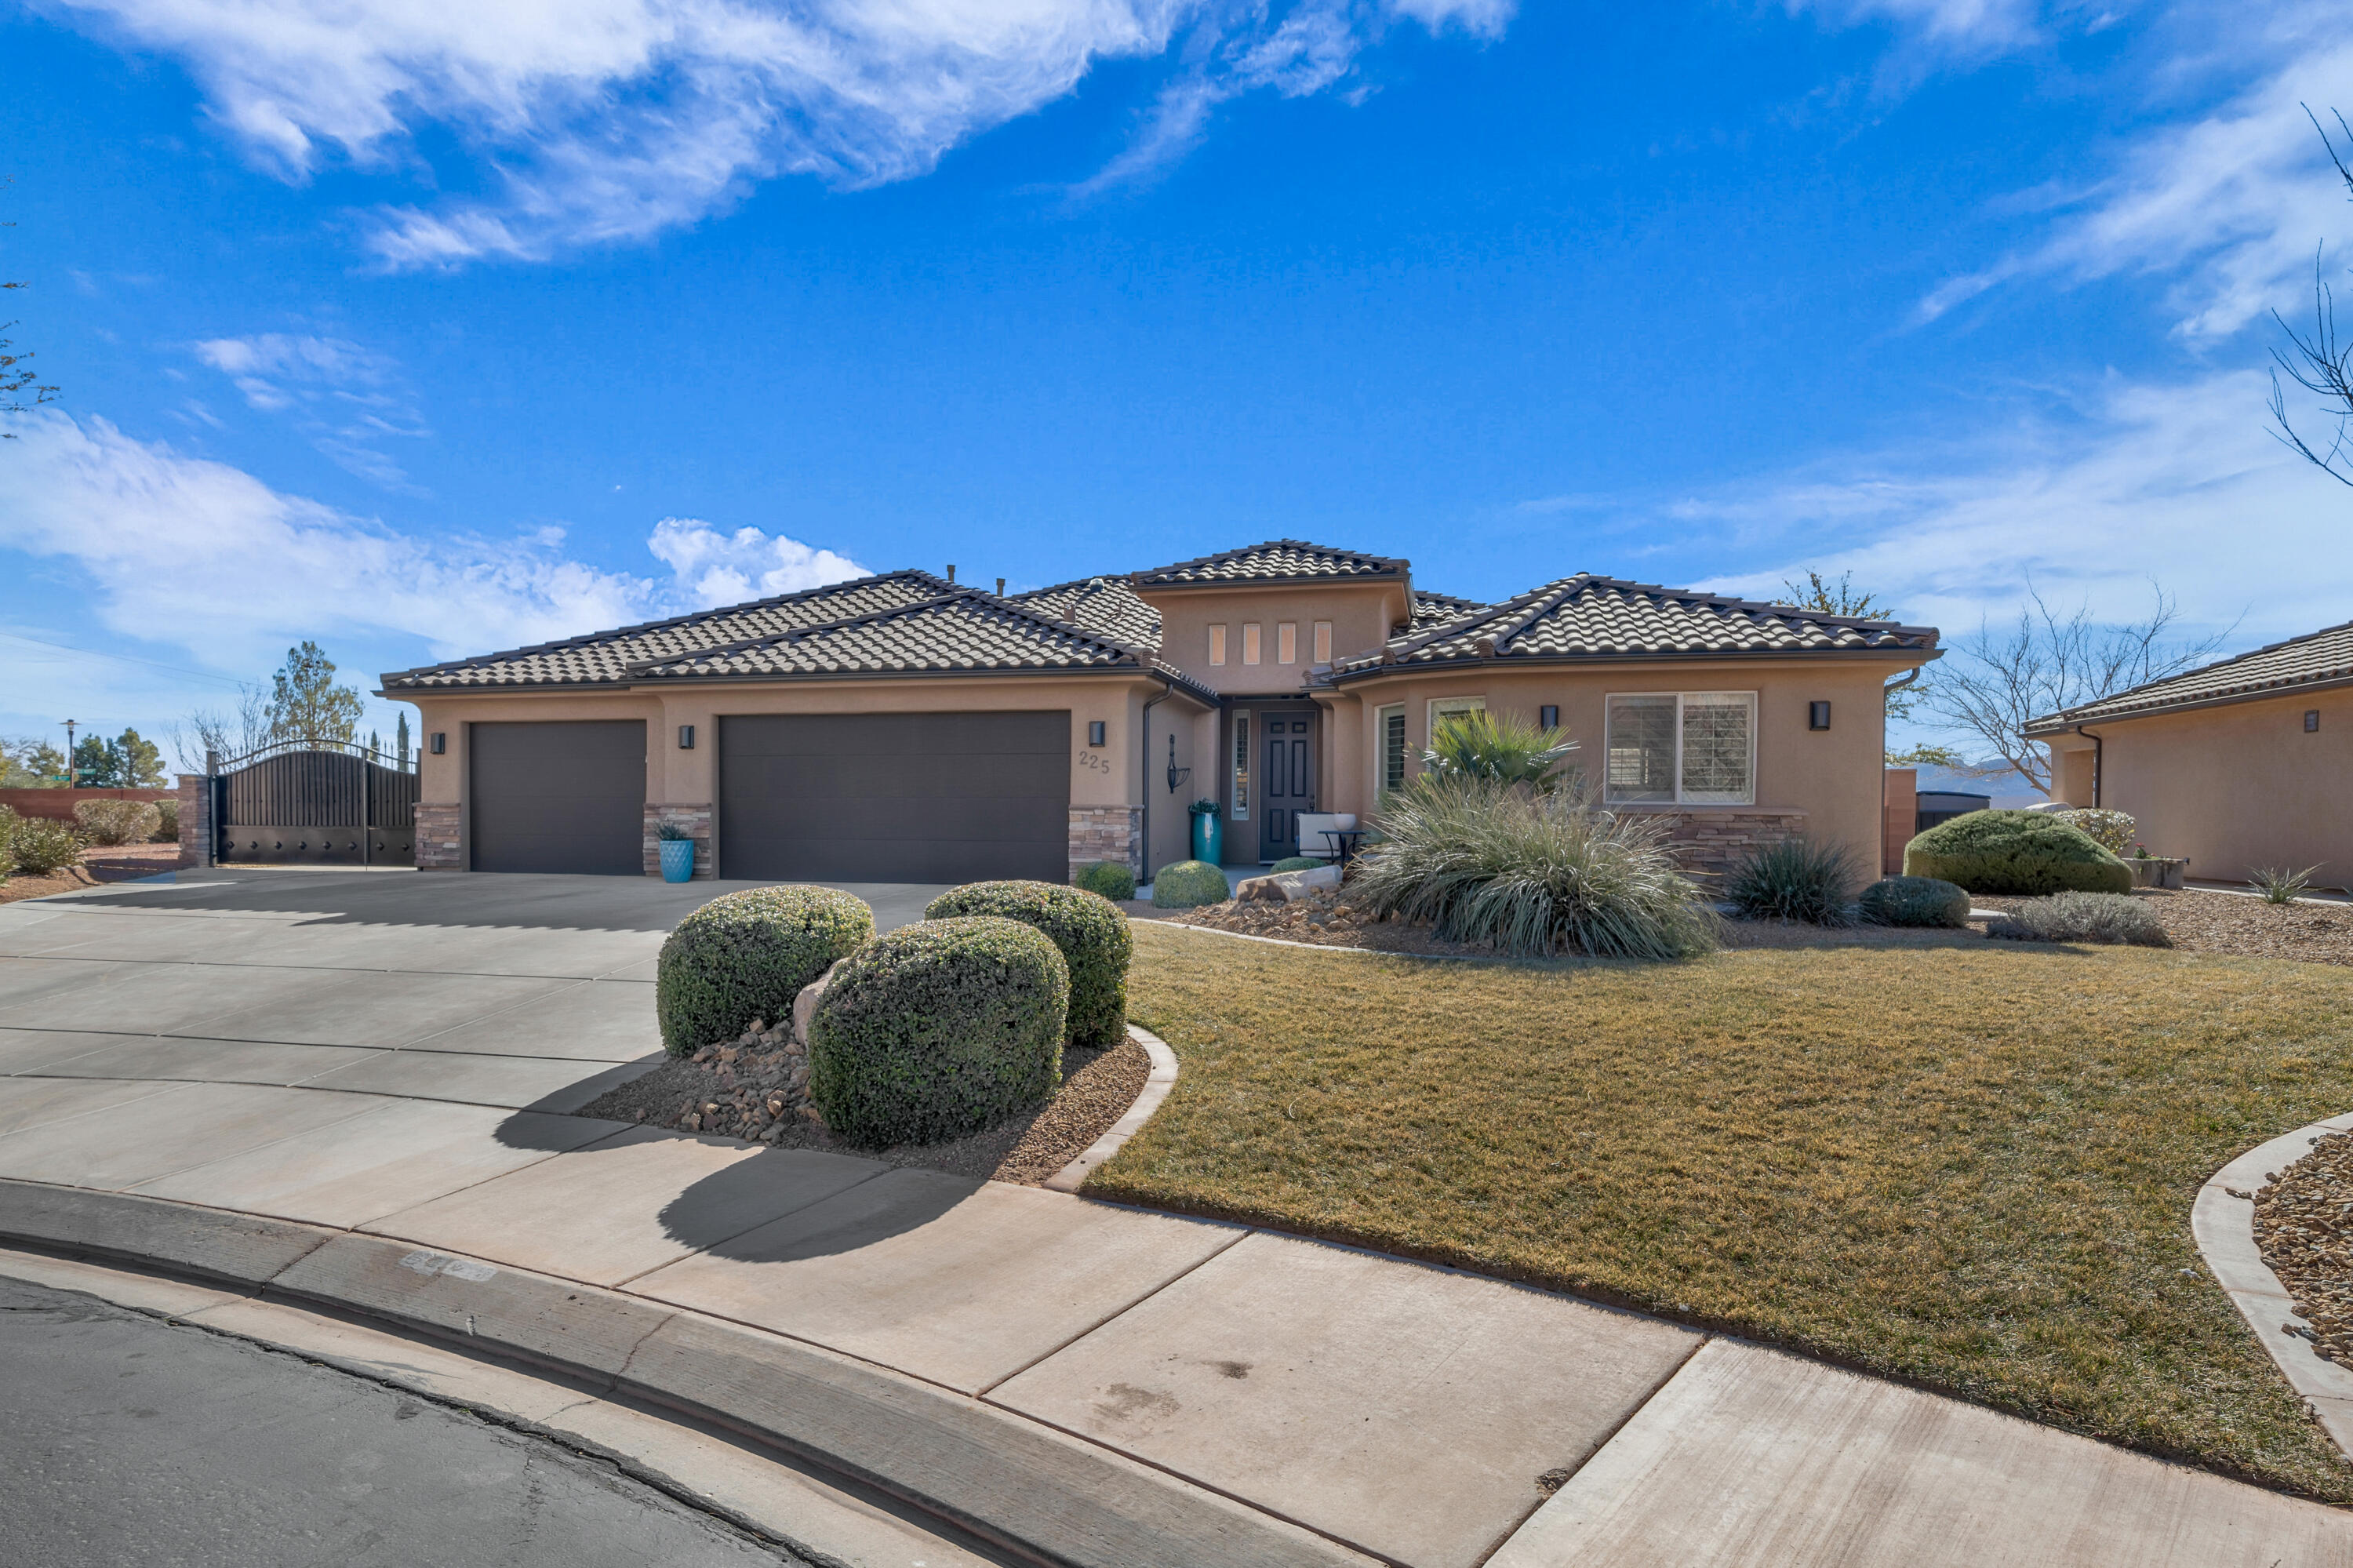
0;868;948;1115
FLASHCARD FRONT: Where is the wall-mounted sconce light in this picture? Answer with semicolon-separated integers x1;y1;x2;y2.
1166;734;1191;795
2308;710;2322;733
1539;704;1559;729
1809;701;1832;731
1087;720;1107;747
678;724;696;749
429;732;446;755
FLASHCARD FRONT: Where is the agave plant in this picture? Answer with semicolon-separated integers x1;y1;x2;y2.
1421;710;1579;793
1353;773;1717;960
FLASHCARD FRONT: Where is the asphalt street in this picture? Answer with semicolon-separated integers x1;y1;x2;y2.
0;1273;809;1567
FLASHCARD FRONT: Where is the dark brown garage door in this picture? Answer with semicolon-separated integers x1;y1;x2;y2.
470;721;646;875
721;712;1069;883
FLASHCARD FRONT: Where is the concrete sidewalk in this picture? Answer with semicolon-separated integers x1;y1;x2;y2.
0;876;2346;1566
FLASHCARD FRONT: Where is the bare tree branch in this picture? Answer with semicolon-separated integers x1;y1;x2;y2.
1922;580;2233;795
2270;107;2353;486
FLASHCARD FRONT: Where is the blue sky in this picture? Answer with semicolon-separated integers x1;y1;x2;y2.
2;0;2348;762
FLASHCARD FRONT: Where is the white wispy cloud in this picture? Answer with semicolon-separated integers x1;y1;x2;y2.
190;331;428;488
1686;369;2344;649
0;413;867;677
46;0;1513;266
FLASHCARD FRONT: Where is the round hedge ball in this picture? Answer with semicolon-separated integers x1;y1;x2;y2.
656;886;874;1056
925;880;1133;1047
1857;875;1971;928
1269;857;1322;873
1071;860;1137;902
1151;860;1231;909
808;916;1069;1147
1902;809;2132;896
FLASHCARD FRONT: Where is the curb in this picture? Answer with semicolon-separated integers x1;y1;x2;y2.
1044;1024;1178;1194
2191;1111;2353;1457
0;1180;1369;1568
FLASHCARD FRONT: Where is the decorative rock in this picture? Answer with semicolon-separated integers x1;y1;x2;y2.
1235;864;1343;903
790;958;851;1049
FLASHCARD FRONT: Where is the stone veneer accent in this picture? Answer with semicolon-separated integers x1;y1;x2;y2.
174;774;209;868
1629;807;1809;879
1069;806;1144;881
415;802;463;870
644;802;715;878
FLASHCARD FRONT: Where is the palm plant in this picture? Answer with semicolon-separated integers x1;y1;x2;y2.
1353;773;1717;960
1422;710;1579;793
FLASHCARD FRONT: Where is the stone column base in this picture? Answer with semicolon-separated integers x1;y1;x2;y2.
646;802;715;877
415;802;463;870
174;774;209;869
1069;806;1144;882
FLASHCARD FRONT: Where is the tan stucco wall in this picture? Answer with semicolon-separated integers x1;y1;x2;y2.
2039;686;2353;886
400;674;1209;871
1137;581;1410;697
1328;659;1915;875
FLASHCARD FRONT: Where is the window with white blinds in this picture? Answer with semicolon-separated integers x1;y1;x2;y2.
1604;692;1755;806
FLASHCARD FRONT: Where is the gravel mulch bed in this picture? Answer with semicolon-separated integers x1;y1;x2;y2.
572;1027;1152;1186
0;842;184;905
2253;1130;2353;1366
1977;888;2353;968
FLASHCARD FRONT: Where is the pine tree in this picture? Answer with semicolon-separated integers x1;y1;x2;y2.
395;713;412;770
264;642;365;745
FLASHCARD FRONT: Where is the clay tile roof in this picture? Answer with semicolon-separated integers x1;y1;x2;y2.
1129;539;1407;587
381;569;1209;698
380;572;945;690
2024;618;2353;730
1008;576;1163;650
1407;591;1486;632
1329;573;1938;678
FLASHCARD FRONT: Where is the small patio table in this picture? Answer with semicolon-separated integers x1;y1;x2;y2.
1319;828;1367;867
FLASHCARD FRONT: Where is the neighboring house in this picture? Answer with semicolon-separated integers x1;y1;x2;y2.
380;540;1940;882
2025;619;2353;889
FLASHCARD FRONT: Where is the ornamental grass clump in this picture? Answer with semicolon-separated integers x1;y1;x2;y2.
809;915;1067;1146
926;879;1132;1046
1726;837;1858;926
656;885;874;1055
72;799;160;846
1987;891;2167;947
1904;809;2133;895
1353;774;1716;960
1857;875;1971;928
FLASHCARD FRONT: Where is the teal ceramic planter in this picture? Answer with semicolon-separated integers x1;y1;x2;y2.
1191;812;1222;864
659;839;696;882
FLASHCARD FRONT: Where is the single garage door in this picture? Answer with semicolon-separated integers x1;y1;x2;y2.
470;721;647;875
721;712;1069;883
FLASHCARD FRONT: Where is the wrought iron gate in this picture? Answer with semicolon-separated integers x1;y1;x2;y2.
210;740;418;866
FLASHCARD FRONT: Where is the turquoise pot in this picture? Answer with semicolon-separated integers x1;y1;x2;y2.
1191;813;1222;864
659;839;696;882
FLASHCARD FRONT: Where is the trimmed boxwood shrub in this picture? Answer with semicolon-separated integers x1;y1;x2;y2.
656;885;874;1056
1269;856;1322;873
1071;860;1136;902
1903;809;2133;896
1151;860;1229;909
1857;875;1970;928
925;880;1132;1047
809;915;1068;1146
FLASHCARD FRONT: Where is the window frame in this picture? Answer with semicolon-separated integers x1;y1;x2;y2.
1312;620;1333;664
1376;703;1406;796
1231;708;1252;821
1277;621;1297;665
1242;623;1262;666
1602;690;1757;807
1426;695;1486;746
1209;624;1227;666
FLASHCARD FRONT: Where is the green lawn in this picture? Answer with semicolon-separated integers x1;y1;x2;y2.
1094;920;2353;1501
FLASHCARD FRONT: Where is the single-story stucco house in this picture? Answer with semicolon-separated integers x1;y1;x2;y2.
380;540;1941;883
2026;618;2353;889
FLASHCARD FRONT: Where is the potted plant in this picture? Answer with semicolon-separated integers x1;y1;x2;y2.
656;820;697;883
1187;798;1223;864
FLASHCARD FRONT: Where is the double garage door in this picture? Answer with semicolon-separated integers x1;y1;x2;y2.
467;713;1069;882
